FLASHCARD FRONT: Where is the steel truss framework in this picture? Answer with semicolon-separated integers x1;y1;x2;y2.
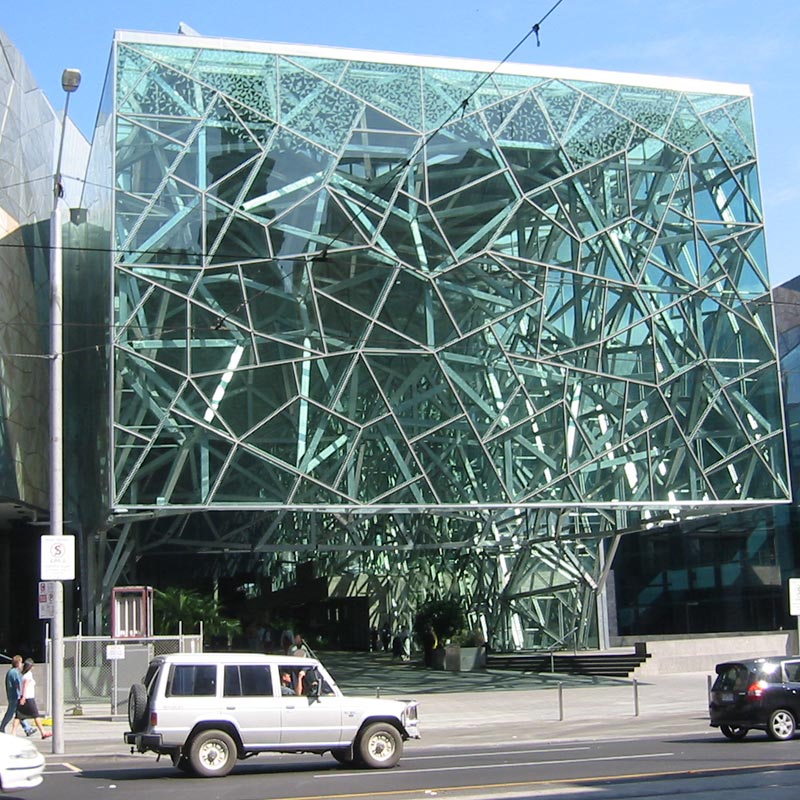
87;34;789;647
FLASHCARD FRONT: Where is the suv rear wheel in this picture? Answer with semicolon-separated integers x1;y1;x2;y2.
188;729;237;777
357;722;402;768
720;724;748;740
767;709;796;741
127;683;149;733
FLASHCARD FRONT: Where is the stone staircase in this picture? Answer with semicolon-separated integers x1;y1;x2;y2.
486;648;650;678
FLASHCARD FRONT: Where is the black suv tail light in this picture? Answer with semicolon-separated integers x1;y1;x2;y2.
747;680;768;699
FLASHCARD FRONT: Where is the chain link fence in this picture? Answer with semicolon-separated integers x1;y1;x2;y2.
43;633;203;715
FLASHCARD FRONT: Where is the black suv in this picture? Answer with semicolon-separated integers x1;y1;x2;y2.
709;656;800;741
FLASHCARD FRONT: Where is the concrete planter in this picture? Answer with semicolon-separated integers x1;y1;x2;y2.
444;644;486;672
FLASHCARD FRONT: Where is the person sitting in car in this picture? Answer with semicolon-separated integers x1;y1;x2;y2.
280;671;296;695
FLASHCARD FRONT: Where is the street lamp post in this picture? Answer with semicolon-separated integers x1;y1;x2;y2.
50;67;80;756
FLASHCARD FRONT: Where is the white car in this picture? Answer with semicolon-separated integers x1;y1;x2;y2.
0;732;45;791
124;652;419;777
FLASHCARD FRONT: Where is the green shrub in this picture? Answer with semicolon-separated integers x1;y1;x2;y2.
413;598;465;642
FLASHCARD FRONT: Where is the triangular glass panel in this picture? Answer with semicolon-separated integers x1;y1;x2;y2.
196;54;276;121
665;97;708;153
562;97;634;168
205;195;269;264
535;79;582;141
338;61;423;130
702;103;754;168
573;80;618;107
116;45;153;108
125;186;204;266
280;60;364;150
611;85;678;137
496;91;558;150
212;444;299;504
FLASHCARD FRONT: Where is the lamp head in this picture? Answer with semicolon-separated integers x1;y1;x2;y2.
61;69;81;93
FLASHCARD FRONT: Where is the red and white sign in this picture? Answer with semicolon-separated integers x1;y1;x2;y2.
38;581;56;619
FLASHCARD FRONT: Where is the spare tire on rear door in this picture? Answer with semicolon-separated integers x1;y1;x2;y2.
128;683;149;732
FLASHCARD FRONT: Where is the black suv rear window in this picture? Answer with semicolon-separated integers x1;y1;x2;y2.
167;664;217;696
713;661;784;691
713;664;753;692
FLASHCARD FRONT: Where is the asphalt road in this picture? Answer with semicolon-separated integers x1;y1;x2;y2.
21;727;800;800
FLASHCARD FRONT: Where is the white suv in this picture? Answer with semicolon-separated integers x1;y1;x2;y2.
124;652;419;777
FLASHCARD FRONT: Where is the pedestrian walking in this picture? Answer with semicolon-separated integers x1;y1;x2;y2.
13;659;50;739
380;621;392;652
1;656;33;735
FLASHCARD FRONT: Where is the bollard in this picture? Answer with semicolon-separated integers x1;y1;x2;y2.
558;682;564;721
376;686;381;698
633;678;639;717
707;674;712;696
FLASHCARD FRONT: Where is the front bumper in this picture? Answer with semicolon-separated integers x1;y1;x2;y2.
402;701;420;739
0;754;45;791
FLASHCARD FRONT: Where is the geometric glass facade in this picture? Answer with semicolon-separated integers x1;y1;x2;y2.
77;32;790;648
106;33;788;513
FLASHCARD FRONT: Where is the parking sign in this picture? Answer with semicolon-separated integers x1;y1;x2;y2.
40;535;75;580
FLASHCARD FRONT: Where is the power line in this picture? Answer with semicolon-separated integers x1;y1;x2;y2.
311;0;571;261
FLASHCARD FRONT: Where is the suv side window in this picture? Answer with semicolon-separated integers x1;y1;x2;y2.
784;661;800;682
167;664;217;697
224;665;273;697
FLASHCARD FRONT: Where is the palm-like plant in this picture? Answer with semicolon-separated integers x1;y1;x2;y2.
153;587;241;645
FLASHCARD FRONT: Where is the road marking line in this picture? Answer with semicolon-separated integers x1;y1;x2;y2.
45;762;82;774
318;751;675;777
262;760;800;800
408;746;591;760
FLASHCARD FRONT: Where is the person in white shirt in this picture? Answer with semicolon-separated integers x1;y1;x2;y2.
13;659;50;739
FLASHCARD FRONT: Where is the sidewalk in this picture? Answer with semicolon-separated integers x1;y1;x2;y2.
31;652;715;759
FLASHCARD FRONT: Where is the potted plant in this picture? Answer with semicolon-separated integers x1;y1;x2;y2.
413;598;465;669
446;628;487;672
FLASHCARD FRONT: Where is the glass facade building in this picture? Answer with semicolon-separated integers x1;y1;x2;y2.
0;27;787;650
72;31;791;648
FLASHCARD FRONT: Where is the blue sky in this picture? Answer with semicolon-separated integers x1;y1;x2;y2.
4;0;799;286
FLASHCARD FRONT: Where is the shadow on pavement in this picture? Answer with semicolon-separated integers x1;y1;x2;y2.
322;650;634;695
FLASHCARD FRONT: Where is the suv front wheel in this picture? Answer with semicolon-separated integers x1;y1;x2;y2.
188;729;237;777
357;722;402;768
767;709;796;741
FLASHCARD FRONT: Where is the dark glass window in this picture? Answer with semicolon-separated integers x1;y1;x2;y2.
167;664;217;696
223;665;273;696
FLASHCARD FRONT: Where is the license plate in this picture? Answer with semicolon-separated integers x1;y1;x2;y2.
721;692;734;703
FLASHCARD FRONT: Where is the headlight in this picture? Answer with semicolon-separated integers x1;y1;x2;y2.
10;747;41;761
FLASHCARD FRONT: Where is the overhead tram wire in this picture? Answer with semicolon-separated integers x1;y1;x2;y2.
314;0;570;259
210;0;570;330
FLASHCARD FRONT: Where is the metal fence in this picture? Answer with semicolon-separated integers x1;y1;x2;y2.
43;632;203;715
